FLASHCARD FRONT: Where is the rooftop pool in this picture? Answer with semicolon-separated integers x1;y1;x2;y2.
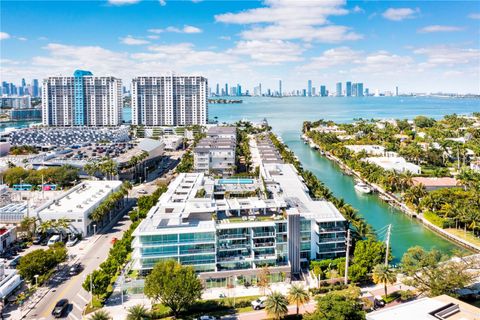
218;178;254;185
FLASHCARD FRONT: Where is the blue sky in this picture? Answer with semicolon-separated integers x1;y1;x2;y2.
1;0;479;93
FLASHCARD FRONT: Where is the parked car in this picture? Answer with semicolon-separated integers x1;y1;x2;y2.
32;234;45;245
52;299;68;318
66;237;78;247
68;263;83;276
47;235;61;246
195;316;217;320
251;296;268;310
8;256;21;268
138;189;148;194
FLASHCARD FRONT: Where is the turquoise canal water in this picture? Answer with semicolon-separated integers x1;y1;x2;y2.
208;96;480;261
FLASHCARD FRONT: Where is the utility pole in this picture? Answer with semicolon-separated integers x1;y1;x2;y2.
385;224;392;266
344;229;351;285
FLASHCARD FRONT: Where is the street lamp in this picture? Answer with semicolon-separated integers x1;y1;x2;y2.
34;274;39;287
93;224;97;235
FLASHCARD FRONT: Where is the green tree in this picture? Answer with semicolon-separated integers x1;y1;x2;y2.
89;310;112;320
82;269;111;296
287;284;310;315
265;291;288;320
257;266;271;295
351;239;387;282
126;304;150;320
304;292;365;320
372;264;397;298
144;260;202;317
400;246;477;296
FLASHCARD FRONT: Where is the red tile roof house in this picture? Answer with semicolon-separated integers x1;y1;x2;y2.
412;177;459;191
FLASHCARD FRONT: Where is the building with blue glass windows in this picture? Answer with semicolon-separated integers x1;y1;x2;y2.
42;70;122;127
132;157;346;287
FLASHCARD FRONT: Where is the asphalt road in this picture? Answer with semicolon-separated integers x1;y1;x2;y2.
24;211;132;320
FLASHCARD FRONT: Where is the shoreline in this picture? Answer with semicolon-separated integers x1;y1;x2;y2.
302;134;480;254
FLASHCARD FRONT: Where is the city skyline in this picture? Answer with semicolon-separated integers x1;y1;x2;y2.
1;1;479;94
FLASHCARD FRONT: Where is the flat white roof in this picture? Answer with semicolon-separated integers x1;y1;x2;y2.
36;180;123;215
367;295;480;320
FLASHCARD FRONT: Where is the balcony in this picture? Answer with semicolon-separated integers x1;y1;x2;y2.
252;241;275;248
252;232;275;238
217;243;250;251
218;233;248;240
217;254;251;262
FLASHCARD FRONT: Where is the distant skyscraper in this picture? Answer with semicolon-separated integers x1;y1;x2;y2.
132;74;208;126
320;85;327;97
357;83;364;97
230;86;236;96
312;87;316;96
267;89;271;96
43;70;122;127
302;89;307;96
225;83;229;96
32;79;39;97
216;83;220;96
365;88;369;96
352;83;358;96
336;82;342;97
346;81;352;97
307;80;312;97
237;84;242;96
278;80;282;97
395;86;399;96
259;83;262;96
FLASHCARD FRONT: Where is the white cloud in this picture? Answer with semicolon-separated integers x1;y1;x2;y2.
352;5;364;14
182;25;202;34
0;32;11;40
120;35;150;45
159;0;166;6
230;40;304;64
108;0;141;5
299;46;361;70
215;0;361;43
219;36;231;41
146;35;159;40
148;25;202;34
468;13;480;19
17;37;28;41
241;24;362;42
382;8;419;21
418;25;463;33
414;46;480;67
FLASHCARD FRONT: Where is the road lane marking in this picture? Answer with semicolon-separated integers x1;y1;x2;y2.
41;271;82;317
72;300;83;311
69;311;80;320
78;294;89;303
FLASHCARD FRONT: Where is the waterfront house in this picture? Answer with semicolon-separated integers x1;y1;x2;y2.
412;177;459;191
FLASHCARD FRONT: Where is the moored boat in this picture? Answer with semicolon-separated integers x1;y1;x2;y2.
354;182;372;194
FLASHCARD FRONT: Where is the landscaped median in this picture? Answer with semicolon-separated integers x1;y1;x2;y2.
83;184;167;314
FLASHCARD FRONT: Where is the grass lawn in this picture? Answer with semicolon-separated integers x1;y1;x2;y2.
444;228;480;247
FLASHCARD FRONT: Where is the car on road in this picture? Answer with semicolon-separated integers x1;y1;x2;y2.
68;263;83;276
110;237;118;245
251;296;268;310
52;299;68;318
66;236;79;247
138;189;148;194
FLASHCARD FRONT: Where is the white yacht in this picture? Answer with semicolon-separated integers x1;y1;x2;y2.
354;182;372;194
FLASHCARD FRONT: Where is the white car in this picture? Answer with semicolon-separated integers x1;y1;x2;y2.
66;237;79;247
138;189;148;194
251;296;268;310
196;316;216;320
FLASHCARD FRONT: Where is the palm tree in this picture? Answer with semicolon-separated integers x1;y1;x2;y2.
287;284;310;315
38;220;53;236
372;264;397;298
20;216;38;239
127;304;150;320
265;291;289;320
89;310;111;320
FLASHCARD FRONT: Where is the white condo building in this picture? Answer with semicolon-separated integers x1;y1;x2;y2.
131;75;208;126
42;70;122;127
